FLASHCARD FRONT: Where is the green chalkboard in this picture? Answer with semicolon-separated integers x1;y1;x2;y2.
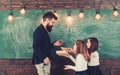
0;10;120;59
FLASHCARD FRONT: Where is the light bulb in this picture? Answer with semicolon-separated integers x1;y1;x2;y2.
94;12;101;20
40;18;43;23
65;14;73;25
78;11;85;19
67;14;72;22
20;7;27;15
112;8;119;17
53;11;58;17
7;13;14;22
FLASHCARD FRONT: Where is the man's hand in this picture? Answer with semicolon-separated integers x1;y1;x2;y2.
54;40;63;46
43;57;50;64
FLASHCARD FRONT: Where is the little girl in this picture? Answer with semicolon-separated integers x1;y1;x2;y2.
86;37;102;75
64;40;89;75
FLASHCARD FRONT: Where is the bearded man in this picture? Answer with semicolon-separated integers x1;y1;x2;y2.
32;12;61;75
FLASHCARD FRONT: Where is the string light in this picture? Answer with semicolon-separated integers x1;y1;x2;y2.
94;11;101;20
20;6;27;15
7;12;15;22
112;8;119;17
7;0;15;22
78;10;85;19
53;10;58;17
65;11;74;25
40;18;43;23
67;14;72;22
107;0;119;17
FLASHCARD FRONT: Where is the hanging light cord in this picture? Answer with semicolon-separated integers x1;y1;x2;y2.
21;0;25;8
92;0;102;12
10;0;12;14
107;0;118;8
78;0;88;11
34;0;41;6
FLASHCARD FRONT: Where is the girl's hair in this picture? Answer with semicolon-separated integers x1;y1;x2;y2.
88;37;99;55
75;40;90;61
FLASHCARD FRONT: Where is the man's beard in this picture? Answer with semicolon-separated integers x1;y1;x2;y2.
46;24;53;32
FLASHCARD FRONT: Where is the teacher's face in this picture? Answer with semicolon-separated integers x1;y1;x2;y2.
46;18;55;32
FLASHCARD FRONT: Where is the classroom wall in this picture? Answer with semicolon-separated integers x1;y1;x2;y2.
0;10;120;75
0;10;120;59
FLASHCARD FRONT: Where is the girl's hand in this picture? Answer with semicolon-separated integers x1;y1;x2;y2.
56;51;69;57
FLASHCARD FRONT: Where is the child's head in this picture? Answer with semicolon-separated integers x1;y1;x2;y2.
74;40;87;54
74;40;89;61
87;37;99;53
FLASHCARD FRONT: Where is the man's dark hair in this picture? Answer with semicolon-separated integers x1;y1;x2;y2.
43;12;57;21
